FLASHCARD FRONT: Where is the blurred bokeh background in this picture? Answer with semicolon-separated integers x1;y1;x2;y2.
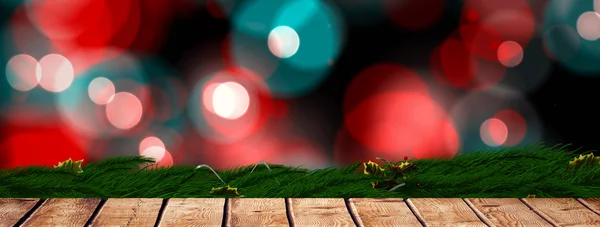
1;0;599;169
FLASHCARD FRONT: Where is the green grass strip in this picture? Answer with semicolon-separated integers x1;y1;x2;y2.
0;143;598;198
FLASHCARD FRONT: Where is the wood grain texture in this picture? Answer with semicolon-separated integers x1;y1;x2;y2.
89;198;162;227
288;198;355;227
348;198;421;227
21;198;100;227
227;198;288;227
0;198;39;227
406;198;486;227
522;198;600;227
465;198;552;227
158;198;224;227
578;198;600;215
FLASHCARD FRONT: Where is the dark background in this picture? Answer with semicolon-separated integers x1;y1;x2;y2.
160;1;600;153
2;0;600;169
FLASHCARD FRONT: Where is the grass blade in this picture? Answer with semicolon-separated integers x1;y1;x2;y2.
250;160;280;184
196;164;227;185
389;183;406;191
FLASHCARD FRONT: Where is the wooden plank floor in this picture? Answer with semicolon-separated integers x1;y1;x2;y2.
0;198;598;227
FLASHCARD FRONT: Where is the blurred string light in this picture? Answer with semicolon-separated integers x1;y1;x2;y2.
38;54;74;92
0;38;89;168
542;0;600;74
268;26;300;59
86;122;183;165
88;77;115;105
5;54;41;92
498;37;552;93
139;135;176;167
344;92;459;158
3;0;179;74
55;53;150;138
188;67;273;143
430;26;507;91
460;0;536;52
228;0;346;97
211;82;250;120
430;0;554;93
341;63;459;161
450;86;542;153
576;11;600;41
2;52;76;128
105;92;143;130
480;118;509;147
5;53;74;93
497;41;524;67
21;0;142;73
53;55;188;163
154;120;187;166
139;136;164;156
0;0;584;168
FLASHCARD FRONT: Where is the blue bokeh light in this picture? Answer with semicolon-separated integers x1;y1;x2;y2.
230;0;345;98
543;0;600;75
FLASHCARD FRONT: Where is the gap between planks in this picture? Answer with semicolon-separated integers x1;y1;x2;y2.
464;198;556;227
345;198;364;227
83;199;107;227
404;199;427;226
519;198;559;226
284;198;295;227
407;198;489;227
524;198;600;226
463;198;494;227
153;199;169;227
10;199;46;227
577;198;600;216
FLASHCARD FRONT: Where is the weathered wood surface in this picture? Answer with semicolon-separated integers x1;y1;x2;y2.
20;198;100;227
465;198;552;227
348;198;421;227
0;199;39;227
288;198;355;227
1;198;599;226
89;198;163;227
227;198;288;227
159;198;224;227
522;198;600;227
578;198;600;215
407;198;487;227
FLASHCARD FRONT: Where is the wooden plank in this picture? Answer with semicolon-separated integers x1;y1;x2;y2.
465;198;552;227
578;198;600;215
348;198;421;227
406;198;486;227
89;198;162;227
227;198;288;226
0;198;39;227
522;198;600;227
288;198;355;226
159;198;224;227
21;198;100;226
